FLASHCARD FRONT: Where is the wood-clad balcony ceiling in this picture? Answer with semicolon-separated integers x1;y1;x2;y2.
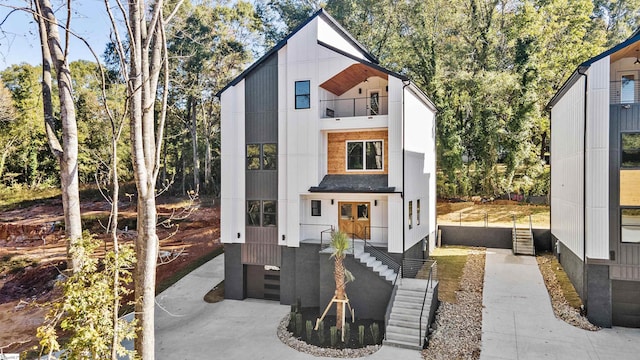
611;43;640;63
320;63;388;96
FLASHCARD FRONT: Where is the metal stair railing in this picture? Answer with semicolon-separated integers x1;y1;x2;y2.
512;214;517;254
418;260;437;348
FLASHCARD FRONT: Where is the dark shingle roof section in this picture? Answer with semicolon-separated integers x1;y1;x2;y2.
309;174;395;193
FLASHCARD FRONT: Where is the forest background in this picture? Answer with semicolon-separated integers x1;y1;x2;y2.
0;0;638;199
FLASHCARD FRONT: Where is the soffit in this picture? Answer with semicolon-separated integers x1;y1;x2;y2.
320;64;388;96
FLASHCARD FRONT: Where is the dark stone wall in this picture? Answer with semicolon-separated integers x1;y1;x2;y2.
294;243;321;307
439;225;551;251
319;252;392;321
389;238;426;264
556;239;585;300
586;263;612;327
224;244;245;300
280;247;296;305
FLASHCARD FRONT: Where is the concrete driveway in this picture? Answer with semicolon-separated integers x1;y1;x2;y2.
154;254;419;360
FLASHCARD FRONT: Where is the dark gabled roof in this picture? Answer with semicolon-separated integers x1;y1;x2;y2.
546;31;640;110
308;174;396;193
216;9;378;97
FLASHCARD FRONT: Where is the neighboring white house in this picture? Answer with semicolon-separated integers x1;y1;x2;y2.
217;9;437;319
547;29;640;327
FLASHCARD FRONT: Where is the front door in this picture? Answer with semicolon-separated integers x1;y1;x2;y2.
338;202;370;239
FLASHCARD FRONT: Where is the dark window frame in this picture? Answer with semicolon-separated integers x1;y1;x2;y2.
246;200;278;227
246;143;277;170
295;80;311;109
408;200;413;230
417;199;421;226
621;207;640;244
311;200;321;216
621;132;640;169
346;140;384;171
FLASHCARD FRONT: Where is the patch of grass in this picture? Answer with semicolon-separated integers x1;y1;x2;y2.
0;184;61;211
542;253;583;309
429;246;469;303
156;246;224;295
203;280;224;303
0;254;39;275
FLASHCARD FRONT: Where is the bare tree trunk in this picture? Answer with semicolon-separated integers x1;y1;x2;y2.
110;135;120;360
35;0;83;272
190;98;200;193
202;102;212;193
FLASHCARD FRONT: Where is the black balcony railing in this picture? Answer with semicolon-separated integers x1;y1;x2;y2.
320;96;388;118
611;81;640;104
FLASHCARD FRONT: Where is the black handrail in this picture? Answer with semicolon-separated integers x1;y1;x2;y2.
418;261;437;348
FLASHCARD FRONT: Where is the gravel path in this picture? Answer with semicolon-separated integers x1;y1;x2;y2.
422;249;485;360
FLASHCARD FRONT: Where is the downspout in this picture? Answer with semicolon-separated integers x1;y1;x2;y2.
402;80;410;276
578;68;588;304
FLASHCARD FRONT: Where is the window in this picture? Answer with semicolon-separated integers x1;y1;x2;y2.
346;140;383;171
622;133;640;168
311;200;321;216
295;80;310;109
621;75;636;104
417;199;421;226
246;143;277;170
263;201;277;226
408;201;413;229
370;91;379;115
621;209;640;243
247;200;277;227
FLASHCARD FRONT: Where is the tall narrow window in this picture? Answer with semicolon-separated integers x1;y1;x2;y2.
311;200;321;216
247;200;261;226
408;201;413;229
295;80;310;109
263;201;277;226
370;91;379;115
417;199;421;226
621;209;640;243
262;143;277;170
621;75;636;104
347;140;383;170
246;144;260;170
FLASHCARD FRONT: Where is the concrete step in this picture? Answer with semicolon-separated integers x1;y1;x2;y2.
388;318;422;330
396;289;425;298
391;306;424;316
383;338;422;350
394;294;427;305
385;329;422;345
389;311;428;323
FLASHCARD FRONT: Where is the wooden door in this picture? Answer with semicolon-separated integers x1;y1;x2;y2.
338;202;370;239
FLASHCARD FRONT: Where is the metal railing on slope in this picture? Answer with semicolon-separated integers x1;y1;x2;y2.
415;260;437;348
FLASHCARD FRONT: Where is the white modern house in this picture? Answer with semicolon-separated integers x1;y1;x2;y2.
217;9;438;347
547;29;640;327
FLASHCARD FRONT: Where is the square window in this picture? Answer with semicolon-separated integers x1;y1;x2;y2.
295;80;310;109
311;200;321;216
263;200;277;226
247;200;261;226
347;140;383;171
621;209;640;243
622;133;640;168
262;143;277;170
246;144;260;170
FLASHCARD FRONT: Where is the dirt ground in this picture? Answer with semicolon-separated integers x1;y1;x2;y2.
0;197;221;354
437;199;550;228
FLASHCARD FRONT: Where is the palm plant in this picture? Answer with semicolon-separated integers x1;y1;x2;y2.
330;230;354;331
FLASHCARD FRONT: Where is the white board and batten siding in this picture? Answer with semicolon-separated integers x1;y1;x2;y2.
551;76;585;260
585;57;610;260
220;80;247;244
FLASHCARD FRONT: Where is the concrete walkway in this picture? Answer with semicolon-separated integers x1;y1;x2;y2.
154;254;419;360
481;248;640;360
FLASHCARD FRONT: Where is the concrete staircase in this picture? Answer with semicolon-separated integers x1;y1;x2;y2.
353;245;397;283
383;279;438;350
513;228;535;256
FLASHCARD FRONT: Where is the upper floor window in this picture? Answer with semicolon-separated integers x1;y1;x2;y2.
622;133;640;168
295;80;310;109
621;209;640;243
311;200;321;216
417;199;421;226
247;143;277;170
408;201;413;229
346;140;383;170
247;200;277;227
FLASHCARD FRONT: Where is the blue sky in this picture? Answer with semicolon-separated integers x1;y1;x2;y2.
0;1;115;70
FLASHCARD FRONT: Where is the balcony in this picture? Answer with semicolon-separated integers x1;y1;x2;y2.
611;80;640;104
320;96;389;118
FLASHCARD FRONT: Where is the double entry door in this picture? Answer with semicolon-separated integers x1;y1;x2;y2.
338;202;370;239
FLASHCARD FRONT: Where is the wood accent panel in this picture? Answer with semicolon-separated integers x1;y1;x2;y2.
611;44;640;63
620;170;640;206
320;64;388;96
327;130;388;175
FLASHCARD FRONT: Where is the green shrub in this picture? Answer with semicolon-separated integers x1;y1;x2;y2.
370;322;380;344
343;323;350;343
330;326;337;347
358;325;365;346
305;320;313;341
295;313;303;337
317;320;325;345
